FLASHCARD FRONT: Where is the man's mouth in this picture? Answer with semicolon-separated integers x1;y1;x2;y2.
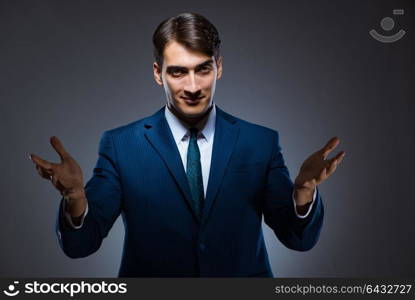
181;96;204;103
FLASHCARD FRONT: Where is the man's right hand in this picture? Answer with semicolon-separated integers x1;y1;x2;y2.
30;136;87;218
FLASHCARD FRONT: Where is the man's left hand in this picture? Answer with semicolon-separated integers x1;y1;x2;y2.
294;137;345;206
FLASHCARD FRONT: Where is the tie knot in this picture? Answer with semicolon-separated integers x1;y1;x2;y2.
189;127;199;138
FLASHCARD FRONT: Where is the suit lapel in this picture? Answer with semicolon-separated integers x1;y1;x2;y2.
143;106;240;226
202;107;240;225
143;108;200;223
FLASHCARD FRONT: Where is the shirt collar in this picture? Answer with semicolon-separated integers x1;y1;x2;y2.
164;104;216;145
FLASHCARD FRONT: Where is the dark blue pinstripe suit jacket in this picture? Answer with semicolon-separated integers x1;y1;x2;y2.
56;105;324;277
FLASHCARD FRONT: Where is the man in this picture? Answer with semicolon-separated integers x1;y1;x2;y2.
30;12;345;277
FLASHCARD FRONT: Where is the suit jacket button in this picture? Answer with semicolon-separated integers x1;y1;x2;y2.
199;243;206;251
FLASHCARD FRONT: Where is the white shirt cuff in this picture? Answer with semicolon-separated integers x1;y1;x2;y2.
63;197;89;229
292;187;317;218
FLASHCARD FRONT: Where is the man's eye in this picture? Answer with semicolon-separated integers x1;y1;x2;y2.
171;71;184;77
199;66;211;73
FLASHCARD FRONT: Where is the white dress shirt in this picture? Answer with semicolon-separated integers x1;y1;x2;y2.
64;104;315;229
164;104;216;197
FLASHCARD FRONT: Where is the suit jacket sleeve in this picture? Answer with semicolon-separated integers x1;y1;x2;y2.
262;131;324;251
55;130;123;258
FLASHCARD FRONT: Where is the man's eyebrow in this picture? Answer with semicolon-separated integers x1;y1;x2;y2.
166;59;214;72
196;59;214;68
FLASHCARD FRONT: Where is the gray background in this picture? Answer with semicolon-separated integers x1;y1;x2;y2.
1;0;414;277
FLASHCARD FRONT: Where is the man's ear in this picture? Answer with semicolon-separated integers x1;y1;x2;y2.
153;62;163;86
216;56;223;80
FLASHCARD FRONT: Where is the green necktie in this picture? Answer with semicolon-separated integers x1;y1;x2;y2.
186;127;204;220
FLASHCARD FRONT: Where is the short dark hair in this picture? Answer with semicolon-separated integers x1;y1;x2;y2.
152;12;221;68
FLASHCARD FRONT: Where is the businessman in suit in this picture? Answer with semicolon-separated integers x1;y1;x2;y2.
30;12;345;277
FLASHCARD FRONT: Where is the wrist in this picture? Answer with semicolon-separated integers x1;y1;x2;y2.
63;186;85;201
63;188;87;218
293;185;314;206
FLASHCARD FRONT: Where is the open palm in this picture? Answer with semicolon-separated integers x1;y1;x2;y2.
30;136;84;196
294;137;345;191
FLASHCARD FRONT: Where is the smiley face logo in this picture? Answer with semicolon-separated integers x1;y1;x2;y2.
370;9;406;43
3;281;20;297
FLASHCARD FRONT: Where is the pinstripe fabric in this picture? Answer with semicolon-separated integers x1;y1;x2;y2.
55;105;324;277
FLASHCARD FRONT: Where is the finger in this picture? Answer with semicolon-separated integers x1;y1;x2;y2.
30;154;54;171
51;174;59;187
36;165;53;180
326;159;338;177
321;137;340;159
37;167;52;181
326;151;345;167
50;136;70;162
316;167;327;184
335;151;346;165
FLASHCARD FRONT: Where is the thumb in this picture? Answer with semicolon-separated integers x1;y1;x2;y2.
50;136;70;162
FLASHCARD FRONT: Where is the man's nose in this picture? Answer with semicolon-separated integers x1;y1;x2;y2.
184;72;201;93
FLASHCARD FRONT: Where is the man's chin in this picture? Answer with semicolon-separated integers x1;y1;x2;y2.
171;104;212;122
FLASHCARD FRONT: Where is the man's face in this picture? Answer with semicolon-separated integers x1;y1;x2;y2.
153;40;222;121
